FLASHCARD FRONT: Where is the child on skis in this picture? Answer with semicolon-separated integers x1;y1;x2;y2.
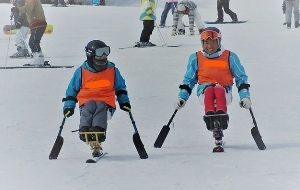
63;40;131;157
135;0;157;47
175;27;251;152
171;0;205;36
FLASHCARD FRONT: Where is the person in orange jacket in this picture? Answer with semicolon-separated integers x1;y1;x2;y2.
175;27;251;152
63;40;131;157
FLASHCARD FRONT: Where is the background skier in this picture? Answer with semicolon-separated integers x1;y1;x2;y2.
135;0;157;47
63;40;131;157
175;27;251;152
171;0;205;36
216;0;238;23
159;0;178;27
11;0;47;66
10;0;30;58
284;0;299;28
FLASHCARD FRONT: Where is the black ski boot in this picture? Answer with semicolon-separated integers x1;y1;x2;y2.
178;29;185;35
215;18;223;23
216;110;229;130
232;14;238;22
203;111;215;130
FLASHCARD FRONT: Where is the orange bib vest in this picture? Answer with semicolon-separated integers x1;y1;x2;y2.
77;67;116;108
197;50;233;86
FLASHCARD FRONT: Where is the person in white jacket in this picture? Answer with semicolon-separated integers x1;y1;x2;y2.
171;0;205;36
159;0;178;27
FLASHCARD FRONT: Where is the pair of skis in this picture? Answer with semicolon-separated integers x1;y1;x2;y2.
49;112;148;162
154;107;266;151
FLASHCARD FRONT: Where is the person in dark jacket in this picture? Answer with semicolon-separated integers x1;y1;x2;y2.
216;0;238;23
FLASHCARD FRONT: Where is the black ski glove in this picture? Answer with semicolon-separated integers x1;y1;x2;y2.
120;102;131;112
64;108;74;118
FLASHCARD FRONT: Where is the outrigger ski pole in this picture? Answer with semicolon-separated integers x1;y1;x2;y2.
249;107;266;150
49;117;67;159
128;112;148;159
154;109;178;148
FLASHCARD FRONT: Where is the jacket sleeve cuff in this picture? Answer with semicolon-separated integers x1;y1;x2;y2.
179;89;190;101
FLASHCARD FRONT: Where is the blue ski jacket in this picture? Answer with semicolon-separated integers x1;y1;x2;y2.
63;61;129;110
178;48;250;101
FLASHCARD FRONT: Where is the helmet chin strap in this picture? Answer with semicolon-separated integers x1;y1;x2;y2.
94;59;106;65
93;58;108;71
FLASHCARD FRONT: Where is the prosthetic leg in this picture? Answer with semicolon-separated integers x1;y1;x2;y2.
203;85;229;152
79;129;106;157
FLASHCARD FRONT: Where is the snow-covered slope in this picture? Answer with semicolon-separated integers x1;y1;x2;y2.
0;0;300;189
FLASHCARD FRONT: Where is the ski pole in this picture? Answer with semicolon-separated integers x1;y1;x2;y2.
155;21;168;47
49;116;67;159
128;112;148;159
154;109;178;148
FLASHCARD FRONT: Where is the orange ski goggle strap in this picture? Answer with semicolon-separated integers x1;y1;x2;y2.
200;30;221;40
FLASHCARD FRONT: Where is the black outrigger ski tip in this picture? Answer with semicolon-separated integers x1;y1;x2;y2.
154;109;178;148
154;125;170;148
128;112;148;159
49;136;64;159
133;133;148;159
251;127;266;150
249;108;266;150
49;117;66;160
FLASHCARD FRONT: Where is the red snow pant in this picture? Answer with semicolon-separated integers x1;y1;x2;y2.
203;85;227;113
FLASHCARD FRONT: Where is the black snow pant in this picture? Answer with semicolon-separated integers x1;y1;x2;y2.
29;25;46;53
139;20;154;43
217;0;237;21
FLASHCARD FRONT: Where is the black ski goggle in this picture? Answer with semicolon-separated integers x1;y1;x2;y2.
86;46;110;57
